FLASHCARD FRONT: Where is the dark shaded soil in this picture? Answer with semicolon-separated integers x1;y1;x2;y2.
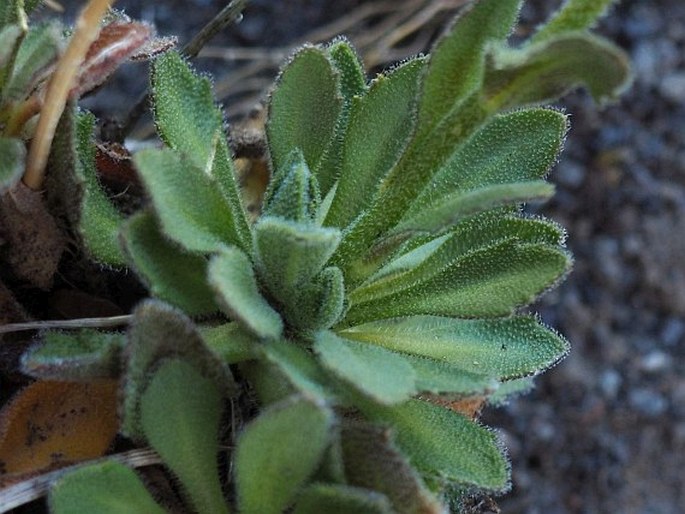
51;1;685;512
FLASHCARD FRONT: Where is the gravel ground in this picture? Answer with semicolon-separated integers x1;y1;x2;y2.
54;1;685;512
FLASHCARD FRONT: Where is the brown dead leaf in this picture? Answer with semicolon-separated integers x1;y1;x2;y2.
0;182;65;289
419;393;487;420
0;380;119;477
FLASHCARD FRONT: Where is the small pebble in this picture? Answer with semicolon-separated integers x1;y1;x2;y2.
599;369;622;399
659;72;685;103
628;388;669;417
638;351;670;373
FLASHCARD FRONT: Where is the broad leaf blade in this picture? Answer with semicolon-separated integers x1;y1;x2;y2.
133;148;241;252
267;45;342;174
141;359;229;514
340;315;569;379
0;137;24;193
50;461;165;514
485;33;632;109
363;399;509;491
325;58;424;229
314;332;416;405
208;247;283;340
120;210;218;316
236;396;333;514
345;240;570;323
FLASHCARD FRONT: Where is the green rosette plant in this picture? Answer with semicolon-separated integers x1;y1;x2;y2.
20;0;630;512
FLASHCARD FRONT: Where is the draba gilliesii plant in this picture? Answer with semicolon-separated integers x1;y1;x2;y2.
16;0;630;512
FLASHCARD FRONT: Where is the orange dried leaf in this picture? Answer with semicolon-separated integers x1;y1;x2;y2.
0;380;119;476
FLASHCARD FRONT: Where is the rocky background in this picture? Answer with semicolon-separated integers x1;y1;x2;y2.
56;1;685;512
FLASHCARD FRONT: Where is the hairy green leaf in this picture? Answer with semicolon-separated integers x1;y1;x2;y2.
485;33;632;109
151;51;222;170
0;25;22;87
345;240;570;323
21;329;125;380
0;137;24;193
236;396;333;514
267;45;342;174
405;355;497;396
340;315;569;379
133;148;242;252
315;332;416;405
254;217;340;298
121;210;218;316
293;484;394;514
199;323;259;364
141;358;229;514
325;58;424;229
400;108;566;231
340;421;444;514
262;150;321;222
49;461;165;514
531;0;617;43
3;22;60;101
416;0;521;133
122;300;232;440
208;246;283;340
364;399;509;491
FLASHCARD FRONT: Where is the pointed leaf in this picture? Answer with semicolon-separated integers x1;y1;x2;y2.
401;108;567;230
340;315;569;379
0;137;24;193
262;150;321;222
325;58;424;229
122;300;232;440
315;332;416;405
340;421;444;514
120;210;218;316
254;217;340;297
3;22;61;101
406;355;497;396
133;148;241;252
0;380;118;475
50;461;165;514
416;0;521;133
21;329;125;380
485;33;631;109
141;358;229;514
531;0;617;43
345;240;570;323
294;484;393;514
236;396;333;514
267;46;342;173
363;399;509;491
208;246;283;340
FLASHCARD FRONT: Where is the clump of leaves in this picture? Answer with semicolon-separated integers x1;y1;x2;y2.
6;0;630;512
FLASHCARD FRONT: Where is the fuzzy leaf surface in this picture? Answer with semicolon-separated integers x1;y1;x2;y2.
416;0;521;132
399;108;566;231
199;323;259;364
531;0;617;43
0;137;24;193
134;148;241;252
340;315;569;379
208;247;283;340
122;300;232;440
267;46;342;174
325;58;424;229
345;240;570;323
340;421;444;514
315;332;416;405
236;396;333;514
121;210;218;316
262;150;320;222
364;399;509;491
293;484;393;514
21;329;125;380
141;358;229;514
405;355;497;396
49;461;165;514
485;33;631;109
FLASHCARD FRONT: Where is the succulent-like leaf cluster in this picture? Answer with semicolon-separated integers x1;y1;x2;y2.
22;0;630;512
